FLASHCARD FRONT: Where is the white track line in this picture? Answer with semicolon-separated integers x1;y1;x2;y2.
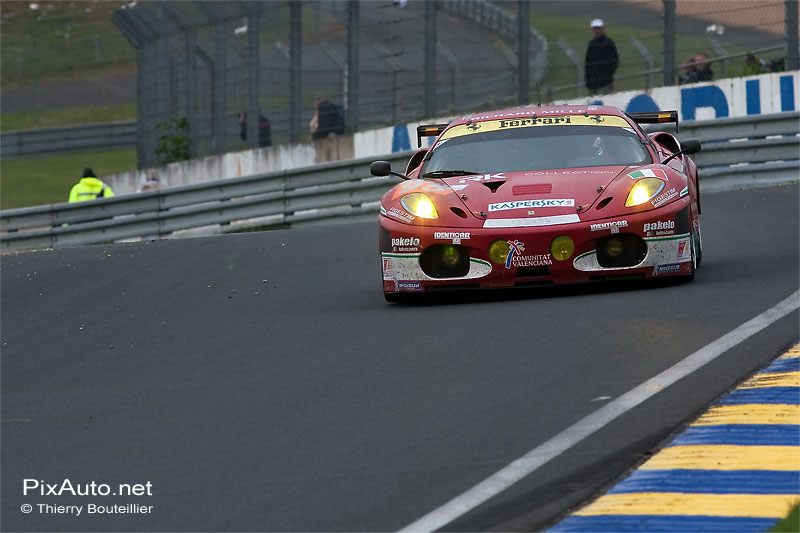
400;290;800;532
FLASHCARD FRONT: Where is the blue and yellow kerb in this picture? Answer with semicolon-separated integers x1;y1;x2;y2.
550;344;800;532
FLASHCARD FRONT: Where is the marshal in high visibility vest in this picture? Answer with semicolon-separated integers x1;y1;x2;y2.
68;168;115;203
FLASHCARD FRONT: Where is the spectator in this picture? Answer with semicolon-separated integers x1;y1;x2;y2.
584;18;619;96
309;94;345;140
68;167;114;203
137;169;162;193
693;53;713;82
745;52;784;75
678;56;699;85
239;112;272;147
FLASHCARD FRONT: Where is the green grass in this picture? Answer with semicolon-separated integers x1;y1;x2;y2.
0;1;135;88
1;104;136;132
0;148;136;210
770;503;800;532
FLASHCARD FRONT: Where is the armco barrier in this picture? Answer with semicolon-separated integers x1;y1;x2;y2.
0;121;137;159
1;113;797;252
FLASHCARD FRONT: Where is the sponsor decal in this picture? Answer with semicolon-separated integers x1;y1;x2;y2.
591;220;628;233
524;170;614;176
502;240;553;269
498;117;572;128
505;240;525;269
396;281;422;292
391;179;450;199
458;173;506;183
392;236;421;252
442;115;632;140
434;232;470;244
627;168;668;180
510;254;553;268
655;263;681;275
489;199;574;212
387;207;415;223
383;258;392;272
678;240;692;261
651;187;678;208
680;186;689;197
643;220;675;233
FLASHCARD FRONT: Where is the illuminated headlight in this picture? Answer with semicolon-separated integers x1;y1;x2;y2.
550;235;575;261
625;178;665;207
400;193;438;219
489;239;510;264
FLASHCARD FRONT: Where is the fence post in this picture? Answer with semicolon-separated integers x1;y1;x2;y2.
517;0;529;105
557;37;583;98
662;0;676;86
346;0;360;133
630;36;654;90
290;3;302;144
247;8;261;149
787;0;799;71
425;0;437;118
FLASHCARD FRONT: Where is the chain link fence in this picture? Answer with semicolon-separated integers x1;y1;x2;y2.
538;0;794;100
111;0;548;169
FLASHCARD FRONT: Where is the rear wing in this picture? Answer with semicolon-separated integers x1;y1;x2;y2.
627;110;679;133
416;123;449;148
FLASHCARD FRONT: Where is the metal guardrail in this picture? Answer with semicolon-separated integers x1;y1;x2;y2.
1;113;797;252
0;121;137;159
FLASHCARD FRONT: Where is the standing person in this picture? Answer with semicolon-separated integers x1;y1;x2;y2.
68;167;114;203
693;53;713;82
584;19;619;96
239;112;272;147
678;56;699;85
309;94;345;140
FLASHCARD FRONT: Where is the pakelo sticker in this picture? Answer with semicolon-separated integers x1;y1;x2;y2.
644;220;675;236
392;236;421;252
489;199;574;212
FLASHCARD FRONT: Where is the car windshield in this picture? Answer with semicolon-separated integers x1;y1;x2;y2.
422;124;651;174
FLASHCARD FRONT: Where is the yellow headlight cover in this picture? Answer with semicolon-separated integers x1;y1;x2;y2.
400;193;438;219
625;178;665;207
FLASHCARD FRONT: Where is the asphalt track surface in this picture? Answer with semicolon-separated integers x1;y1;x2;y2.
2;184;798;532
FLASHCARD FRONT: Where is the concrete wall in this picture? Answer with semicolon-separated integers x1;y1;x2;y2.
109;71;797;195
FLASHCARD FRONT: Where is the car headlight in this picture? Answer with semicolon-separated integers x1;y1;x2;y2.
625;178;665;207
400;193;438;219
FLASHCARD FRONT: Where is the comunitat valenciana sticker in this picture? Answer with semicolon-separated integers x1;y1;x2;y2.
441;115;632;140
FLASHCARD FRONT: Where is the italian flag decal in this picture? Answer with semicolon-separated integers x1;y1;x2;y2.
627;168;667;179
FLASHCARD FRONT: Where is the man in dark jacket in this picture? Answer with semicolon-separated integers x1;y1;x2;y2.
585;19;619;95
310;95;345;140
238;112;272;147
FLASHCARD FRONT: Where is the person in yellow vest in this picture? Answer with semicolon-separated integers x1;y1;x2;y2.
68;167;114;203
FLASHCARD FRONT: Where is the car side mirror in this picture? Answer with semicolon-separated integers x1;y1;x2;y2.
370;160;407;179
663;138;701;165
680;138;701;155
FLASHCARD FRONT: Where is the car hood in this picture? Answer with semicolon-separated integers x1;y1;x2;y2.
442;167;628;218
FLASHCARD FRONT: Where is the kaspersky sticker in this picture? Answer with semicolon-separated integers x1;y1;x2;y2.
627;168;668;179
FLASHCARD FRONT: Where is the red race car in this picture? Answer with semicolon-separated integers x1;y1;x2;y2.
371;105;702;302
